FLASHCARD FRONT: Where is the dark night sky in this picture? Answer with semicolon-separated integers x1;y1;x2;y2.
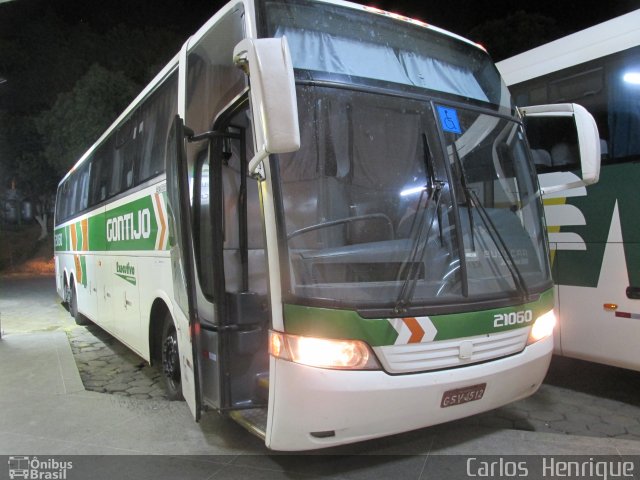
1;0;639;192
1;0;638;116
1;1;639;83
372;0;639;39
2;0;639;48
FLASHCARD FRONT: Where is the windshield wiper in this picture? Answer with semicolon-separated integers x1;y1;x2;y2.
422;134;444;246
450;143;529;300
394;134;445;314
394;183;443;314
468;188;528;299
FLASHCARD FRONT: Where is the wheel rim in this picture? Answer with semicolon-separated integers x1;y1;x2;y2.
162;329;181;387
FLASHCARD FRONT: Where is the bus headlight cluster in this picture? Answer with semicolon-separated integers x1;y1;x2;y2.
269;331;380;370
527;310;556;345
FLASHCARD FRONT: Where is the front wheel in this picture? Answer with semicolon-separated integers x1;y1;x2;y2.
161;314;184;401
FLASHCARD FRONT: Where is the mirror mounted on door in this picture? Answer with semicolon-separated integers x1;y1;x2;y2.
520;103;601;196
233;36;301;178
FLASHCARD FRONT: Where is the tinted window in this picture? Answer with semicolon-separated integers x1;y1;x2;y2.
138;72;178;183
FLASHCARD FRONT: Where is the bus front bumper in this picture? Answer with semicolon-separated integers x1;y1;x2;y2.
265;335;553;451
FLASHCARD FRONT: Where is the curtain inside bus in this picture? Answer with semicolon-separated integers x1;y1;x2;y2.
274;26;489;103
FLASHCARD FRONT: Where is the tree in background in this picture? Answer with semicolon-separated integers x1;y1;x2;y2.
469;11;560;62
37;64;139;175
0;5;182;238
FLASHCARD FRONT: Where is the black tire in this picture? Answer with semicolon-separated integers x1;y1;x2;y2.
69;280;90;326
62;281;70;309
69;281;78;318
161;314;184;401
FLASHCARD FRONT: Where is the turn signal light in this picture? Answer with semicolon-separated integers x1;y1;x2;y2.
527;310;556;345
269;331;380;370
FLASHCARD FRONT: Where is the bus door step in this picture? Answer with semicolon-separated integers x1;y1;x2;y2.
229;408;268;440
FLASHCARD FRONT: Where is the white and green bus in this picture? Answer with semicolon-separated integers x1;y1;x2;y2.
54;0;600;450
497;10;640;371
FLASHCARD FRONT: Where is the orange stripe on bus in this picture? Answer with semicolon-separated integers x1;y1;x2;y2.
81;219;89;251
70;222;77;251
154;193;167;250
74;255;82;284
403;317;425;344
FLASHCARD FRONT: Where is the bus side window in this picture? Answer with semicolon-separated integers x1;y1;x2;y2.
137;72;178;183
523;116;580;172
113;115;138;195
110;151;123;197
57;180;70;223
88;139;110;203
77;162;91;212
66;175;78;219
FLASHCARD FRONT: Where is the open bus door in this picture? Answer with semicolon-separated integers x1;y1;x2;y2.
166;112;202;419
166;34;299;426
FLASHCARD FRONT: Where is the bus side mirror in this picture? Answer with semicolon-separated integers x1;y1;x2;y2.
520;103;601;195
233;37;301;176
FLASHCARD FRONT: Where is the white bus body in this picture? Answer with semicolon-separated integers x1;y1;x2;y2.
55;0;600;450
497;10;640;371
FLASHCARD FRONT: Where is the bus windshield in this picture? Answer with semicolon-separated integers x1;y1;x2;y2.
262;0;510;110
275;86;551;311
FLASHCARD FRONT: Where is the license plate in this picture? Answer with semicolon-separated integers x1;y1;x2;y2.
441;383;486;408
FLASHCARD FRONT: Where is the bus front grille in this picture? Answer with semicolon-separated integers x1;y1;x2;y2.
373;327;530;374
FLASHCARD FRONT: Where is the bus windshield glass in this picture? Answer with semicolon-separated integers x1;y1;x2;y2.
262;0;510;110
275;86;551;310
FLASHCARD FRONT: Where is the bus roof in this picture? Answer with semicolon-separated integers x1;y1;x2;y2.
496;9;640;86
59;0;487;186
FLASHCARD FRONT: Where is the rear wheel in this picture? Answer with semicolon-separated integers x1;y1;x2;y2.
62;280;71;308
69;280;90;325
161;314;184;401
69;281;78;318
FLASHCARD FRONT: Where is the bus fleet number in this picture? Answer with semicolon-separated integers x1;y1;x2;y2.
493;310;533;328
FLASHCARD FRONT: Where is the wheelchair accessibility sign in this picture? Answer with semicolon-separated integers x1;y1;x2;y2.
437;105;462;134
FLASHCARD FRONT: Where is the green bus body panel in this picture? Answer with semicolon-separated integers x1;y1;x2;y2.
104;196;158;251
89;214;107;251
551;163;640;288
54;192;168;253
79;255;87;287
284;289;554;346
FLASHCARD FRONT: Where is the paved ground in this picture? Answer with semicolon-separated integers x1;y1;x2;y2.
0;277;640;454
67;318;640;441
68;326;168;400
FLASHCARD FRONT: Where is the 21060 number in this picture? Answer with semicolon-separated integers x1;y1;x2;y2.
493;310;533;328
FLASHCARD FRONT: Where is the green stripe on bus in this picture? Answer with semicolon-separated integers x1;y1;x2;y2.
54;193;168;252
80;255;87;287
104;196;158;251
283;288;554;346
89;214;106;251
429;289;554;340
283;305;399;346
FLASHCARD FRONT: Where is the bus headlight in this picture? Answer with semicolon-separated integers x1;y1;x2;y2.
527;310;556;345
269;331;380;370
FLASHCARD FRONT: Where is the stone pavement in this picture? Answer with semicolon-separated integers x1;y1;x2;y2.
67;326;167;400
0;277;640;458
